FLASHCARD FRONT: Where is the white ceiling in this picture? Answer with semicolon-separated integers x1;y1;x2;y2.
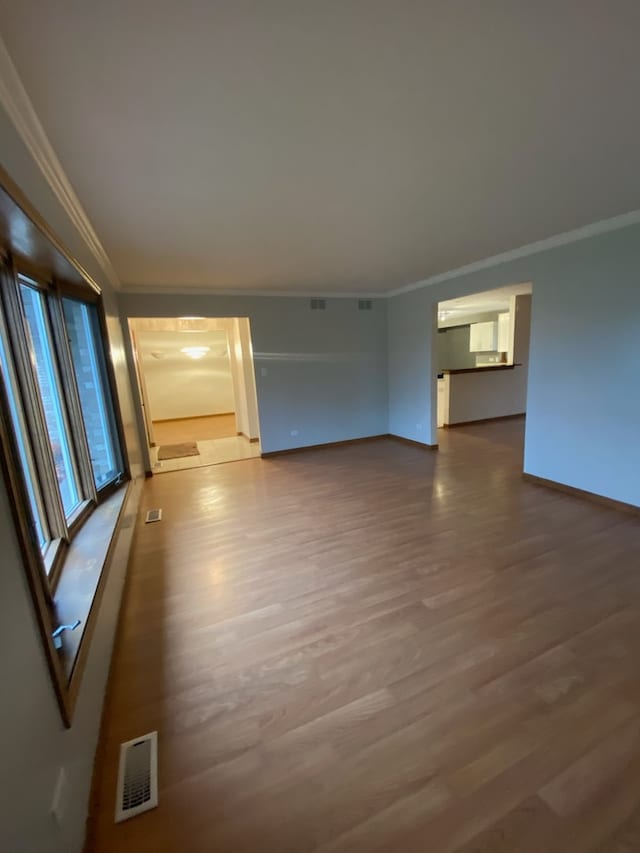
1;2;640;294
438;282;532;324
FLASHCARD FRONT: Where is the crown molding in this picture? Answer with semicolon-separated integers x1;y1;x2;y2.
123;208;640;300
120;284;387;299
388;209;640;297
0;37;121;292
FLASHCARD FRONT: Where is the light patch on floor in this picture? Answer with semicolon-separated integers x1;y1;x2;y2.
150;435;260;473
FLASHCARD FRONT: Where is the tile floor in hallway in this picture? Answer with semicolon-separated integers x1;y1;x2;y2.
150;435;261;473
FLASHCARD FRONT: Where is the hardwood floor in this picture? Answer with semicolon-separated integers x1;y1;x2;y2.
87;418;640;852
152;414;237;444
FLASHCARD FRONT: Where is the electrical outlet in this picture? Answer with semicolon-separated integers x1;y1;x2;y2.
51;767;68;827
290;429;299;437
260;367;268;377
416;423;422;430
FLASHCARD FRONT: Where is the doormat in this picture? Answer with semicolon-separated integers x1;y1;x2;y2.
157;442;200;460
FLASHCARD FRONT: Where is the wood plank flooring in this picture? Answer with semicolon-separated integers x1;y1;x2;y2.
86;418;640;852
152;414;237;444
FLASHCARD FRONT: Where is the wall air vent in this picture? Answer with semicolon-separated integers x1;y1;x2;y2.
310;298;326;310
115;731;158;823
358;299;373;311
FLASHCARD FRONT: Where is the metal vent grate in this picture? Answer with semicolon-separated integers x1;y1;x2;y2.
358;299;373;311
145;508;162;523
115;732;158;823
310;298;326;310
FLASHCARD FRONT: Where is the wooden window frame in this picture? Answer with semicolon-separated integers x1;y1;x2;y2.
0;168;132;725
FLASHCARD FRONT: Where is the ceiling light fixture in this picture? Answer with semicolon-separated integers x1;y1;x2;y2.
180;346;210;360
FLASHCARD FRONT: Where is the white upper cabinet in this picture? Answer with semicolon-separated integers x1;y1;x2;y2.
469;321;497;352
497;312;511;353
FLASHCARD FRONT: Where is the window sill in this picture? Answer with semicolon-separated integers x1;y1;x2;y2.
53;483;130;681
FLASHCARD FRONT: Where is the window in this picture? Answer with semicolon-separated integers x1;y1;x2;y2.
0;313;49;549
62;297;123;489
20;280;82;518
0;174;131;726
0;264;127;582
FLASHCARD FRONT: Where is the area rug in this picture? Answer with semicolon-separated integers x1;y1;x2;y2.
157;442;200;460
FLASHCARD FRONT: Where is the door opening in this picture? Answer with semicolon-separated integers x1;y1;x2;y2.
128;317;261;474
435;283;532;431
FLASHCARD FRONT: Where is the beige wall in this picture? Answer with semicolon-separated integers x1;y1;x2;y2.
143;356;235;420
137;330;236;421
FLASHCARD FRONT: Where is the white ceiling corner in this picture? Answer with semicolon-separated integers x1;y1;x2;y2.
0;35;121;291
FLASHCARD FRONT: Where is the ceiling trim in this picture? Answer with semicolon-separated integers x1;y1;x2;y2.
388;209;640;297
120;285;386;299
0;36;121;291
123;208;640;299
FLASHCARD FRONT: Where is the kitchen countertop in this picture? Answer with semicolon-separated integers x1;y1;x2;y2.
438;364;522;377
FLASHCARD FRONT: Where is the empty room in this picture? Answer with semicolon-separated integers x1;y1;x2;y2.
1;3;639;852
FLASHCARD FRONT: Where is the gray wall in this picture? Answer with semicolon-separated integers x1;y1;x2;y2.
0;106;143;853
436;325;476;371
388;288;436;443
120;293;389;455
388;223;640;508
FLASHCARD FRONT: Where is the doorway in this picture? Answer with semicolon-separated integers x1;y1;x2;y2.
435;283;532;430
128;317;261;473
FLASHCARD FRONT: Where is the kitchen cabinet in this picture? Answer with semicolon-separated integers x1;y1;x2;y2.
497;312;510;353
469;321;497;352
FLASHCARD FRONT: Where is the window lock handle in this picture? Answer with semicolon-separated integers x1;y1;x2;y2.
52;619;81;650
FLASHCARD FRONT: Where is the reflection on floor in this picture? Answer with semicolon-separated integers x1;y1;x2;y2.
151;435;260;473
90;418;640;852
152;414;237;444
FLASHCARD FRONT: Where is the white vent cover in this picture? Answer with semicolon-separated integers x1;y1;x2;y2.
115;731;158;823
145;508;162;523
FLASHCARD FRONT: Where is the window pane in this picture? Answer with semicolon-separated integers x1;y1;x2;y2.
62;298;122;489
19;283;81;517
0;329;48;549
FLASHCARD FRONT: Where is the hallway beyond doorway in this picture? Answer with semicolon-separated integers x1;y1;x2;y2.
128;316;261;476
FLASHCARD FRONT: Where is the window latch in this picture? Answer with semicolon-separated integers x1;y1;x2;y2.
52;619;81;650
